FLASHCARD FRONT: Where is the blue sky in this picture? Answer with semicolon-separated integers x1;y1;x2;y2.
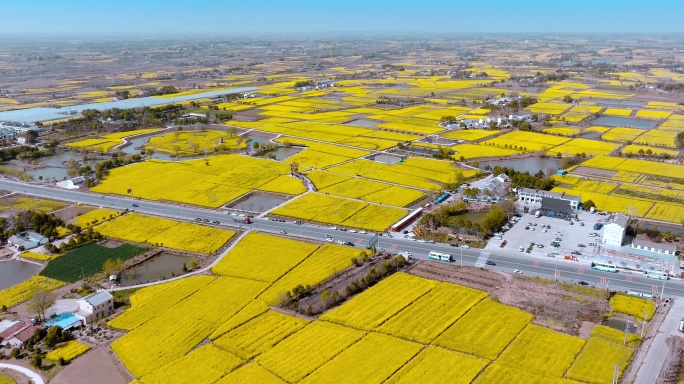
2;0;683;35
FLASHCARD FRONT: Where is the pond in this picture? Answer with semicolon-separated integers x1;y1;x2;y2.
1;152;99;182
592;116;657;129
343;119;379;128
262;147;303;161
229;194;289;212
477;157;564;174
118;253;194;287
601;317;638;333
369;154;402;164
243;135;271;147
0;260;42;290
579;131;603;140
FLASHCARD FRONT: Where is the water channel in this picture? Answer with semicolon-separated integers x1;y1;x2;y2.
592;116;657;129
476;157;564;174
229;194;290;212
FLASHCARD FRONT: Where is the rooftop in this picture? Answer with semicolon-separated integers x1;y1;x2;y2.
82;291;113;307
606;213;629;228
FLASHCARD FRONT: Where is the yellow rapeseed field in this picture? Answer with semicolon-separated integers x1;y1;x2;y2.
434;299;533;360
256;322;366;382
378;283;487;344
321;273;438;330
566;338;633;384
112;277;267;378
108;276;215;331
299;332;423;384
214;363;285;384
0;276;66;309
21;251;52;261
212;233;318;282
138;344;243;384
75;208;121;227
94;213;235;253
259;244;362;305
213;311;309;360
474;363;579;384
386;346;487;384
45;341;91;362
497;324;585;377
451;143;522;159
610;294;656;321
0;198;67;213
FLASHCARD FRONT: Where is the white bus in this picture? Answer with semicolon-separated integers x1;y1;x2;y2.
591;262;618;273
644;270;669;280
428;251;453;263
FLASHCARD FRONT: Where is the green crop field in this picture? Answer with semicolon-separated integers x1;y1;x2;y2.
40;243;145;283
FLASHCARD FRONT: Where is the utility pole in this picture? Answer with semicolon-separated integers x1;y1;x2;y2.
660;279;666;301
612;365;619;384
623;322;630;346
640;311;648;339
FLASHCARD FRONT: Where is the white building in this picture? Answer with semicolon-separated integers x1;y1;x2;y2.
516;188;581;210
630;239;678;256
74;291;114;325
602;214;628;246
56;176;86;189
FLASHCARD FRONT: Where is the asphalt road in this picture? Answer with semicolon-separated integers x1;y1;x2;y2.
3;178;684;298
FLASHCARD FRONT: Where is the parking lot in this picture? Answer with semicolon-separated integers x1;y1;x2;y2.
487;207;604;262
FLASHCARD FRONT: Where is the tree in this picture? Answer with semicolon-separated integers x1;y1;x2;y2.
43;326;64;349
582;199;596;211
103;258;124;277
27;290;55;322
31;354;42;369
563;95;573;103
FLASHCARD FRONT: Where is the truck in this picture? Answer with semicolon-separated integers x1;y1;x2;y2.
233;217;251;224
534;210;541;218
589;206;595;214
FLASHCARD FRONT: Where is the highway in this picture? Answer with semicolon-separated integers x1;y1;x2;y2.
2;178;684;298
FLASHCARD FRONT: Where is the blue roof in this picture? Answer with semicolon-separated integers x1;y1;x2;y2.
44;313;81;329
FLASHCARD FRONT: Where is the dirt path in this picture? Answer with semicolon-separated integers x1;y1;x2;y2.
49;348;131;384
0;363;43;384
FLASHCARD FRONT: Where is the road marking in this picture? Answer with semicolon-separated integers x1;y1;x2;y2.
390;244;398;251
474;252;490;267
626;275;633;282
577;268;584;274
652;285;659;295
600;277;607;285
355;239;364;245
532;261;540;267
555;270;561;277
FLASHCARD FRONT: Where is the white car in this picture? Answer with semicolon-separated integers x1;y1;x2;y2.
359;230;367;234
336;240;345;245
462;244;470;249
325;237;334;242
542;229;547;233
349;229;357;233
417;239;427;243
513;269;523;274
330;226;338;230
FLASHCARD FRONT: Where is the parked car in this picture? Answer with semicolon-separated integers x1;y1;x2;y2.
330;226;338;230
325;237;334;242
344;241;355;246
450;243;459;247
279;231;287;234
485;261;496;266
513;269;523;274
579;222;585;226
578;281;589;286
519;246;524;252
577;244;586;247
462;244;470;249
536;244;544;248
349;229;357;233
132;203;139;207
359;230;367;234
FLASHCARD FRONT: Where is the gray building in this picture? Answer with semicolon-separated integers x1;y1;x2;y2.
7;231;48;250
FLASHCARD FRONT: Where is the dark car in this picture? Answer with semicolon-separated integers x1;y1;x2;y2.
132;203;139;207
450;243;459;247
577;244;586;248
344;241;355;246
485;261;496;266
578;281;589;286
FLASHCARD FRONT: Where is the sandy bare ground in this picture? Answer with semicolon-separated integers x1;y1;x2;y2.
49;348;132;384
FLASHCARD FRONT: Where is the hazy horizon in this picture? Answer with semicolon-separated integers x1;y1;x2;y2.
2;0;684;35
